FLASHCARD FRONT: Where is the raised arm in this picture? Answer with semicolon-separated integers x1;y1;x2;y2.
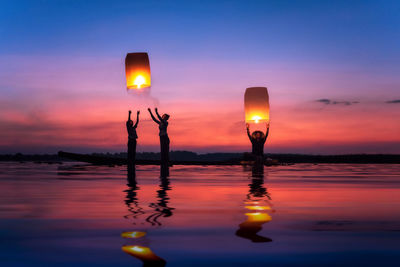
246;123;252;141
264;123;270;141
126;110;132;131
134;110;140;128
148;108;160;124
155;108;163;121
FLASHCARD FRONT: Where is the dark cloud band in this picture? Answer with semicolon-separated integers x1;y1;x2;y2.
316;99;359;106
386;99;400;104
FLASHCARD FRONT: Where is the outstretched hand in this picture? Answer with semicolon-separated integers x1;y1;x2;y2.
129;110;132;114
147;108;151;112
246;123;249;129
137;110;140;115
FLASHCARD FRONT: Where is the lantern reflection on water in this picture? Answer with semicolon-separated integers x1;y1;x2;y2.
125;52;151;90
121;231;146;239
122;245;166;265
244;87;270;124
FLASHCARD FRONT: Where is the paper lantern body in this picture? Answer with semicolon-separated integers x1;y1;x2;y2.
125;52;151;90
244;87;270;124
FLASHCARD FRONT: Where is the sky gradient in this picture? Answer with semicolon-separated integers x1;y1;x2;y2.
1;0;400;154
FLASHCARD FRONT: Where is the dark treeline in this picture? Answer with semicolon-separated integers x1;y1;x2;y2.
1;151;400;164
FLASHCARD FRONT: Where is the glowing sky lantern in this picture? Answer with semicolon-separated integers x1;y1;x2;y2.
125;52;151;90
244;87;270;124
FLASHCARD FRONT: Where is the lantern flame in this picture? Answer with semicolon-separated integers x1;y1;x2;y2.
252;115;261;124
134;75;146;89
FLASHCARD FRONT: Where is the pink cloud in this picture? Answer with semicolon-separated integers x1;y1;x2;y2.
1;55;400;154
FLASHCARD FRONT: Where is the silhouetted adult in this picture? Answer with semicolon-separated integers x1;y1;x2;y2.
148;108;170;165
246;123;269;161
127;110;139;167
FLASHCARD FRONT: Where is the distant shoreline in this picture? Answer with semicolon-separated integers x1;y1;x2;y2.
1;151;399;164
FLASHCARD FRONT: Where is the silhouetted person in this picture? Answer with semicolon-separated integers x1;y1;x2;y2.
246;123;269;163
127;110;139;167
148;108;170;165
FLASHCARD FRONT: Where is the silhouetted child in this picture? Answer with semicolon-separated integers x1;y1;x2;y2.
246;123;269;161
148;108;170;165
126;110;139;166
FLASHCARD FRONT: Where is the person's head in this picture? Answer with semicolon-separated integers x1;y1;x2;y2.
251;131;265;140
162;114;170;120
128;120;133;126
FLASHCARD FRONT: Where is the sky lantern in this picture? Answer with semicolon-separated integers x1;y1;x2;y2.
125;52;151;90
244;87;270;124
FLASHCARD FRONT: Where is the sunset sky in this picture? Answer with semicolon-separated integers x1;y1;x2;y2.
1;0;399;154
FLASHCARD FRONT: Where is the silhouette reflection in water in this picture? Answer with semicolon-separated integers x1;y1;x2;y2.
147;165;174;226
236;164;274;242
121;166;172;267
124;166;145;223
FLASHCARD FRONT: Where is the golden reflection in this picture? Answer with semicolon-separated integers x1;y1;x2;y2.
236;164;274;242
244;205;271;211
121;231;146;239
245;212;272;222
122;166;173;266
122;245;166;266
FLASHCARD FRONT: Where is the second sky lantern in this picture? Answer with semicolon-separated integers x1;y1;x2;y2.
244;87;270;124
125;52;151;90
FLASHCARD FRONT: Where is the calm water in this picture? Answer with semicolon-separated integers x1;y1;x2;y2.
1;162;400;266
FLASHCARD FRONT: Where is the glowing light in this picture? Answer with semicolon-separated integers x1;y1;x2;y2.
122;245;165;263
121;231;146;239
134;75;146;89
122;245;151;255
245;212;272;222
244;201;260;205
244;87;270;124
132;246;146;253
125;52;151;90
245;205;271;211
252;115;261;124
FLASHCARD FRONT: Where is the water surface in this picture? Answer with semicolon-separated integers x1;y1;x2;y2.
1;162;399;266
